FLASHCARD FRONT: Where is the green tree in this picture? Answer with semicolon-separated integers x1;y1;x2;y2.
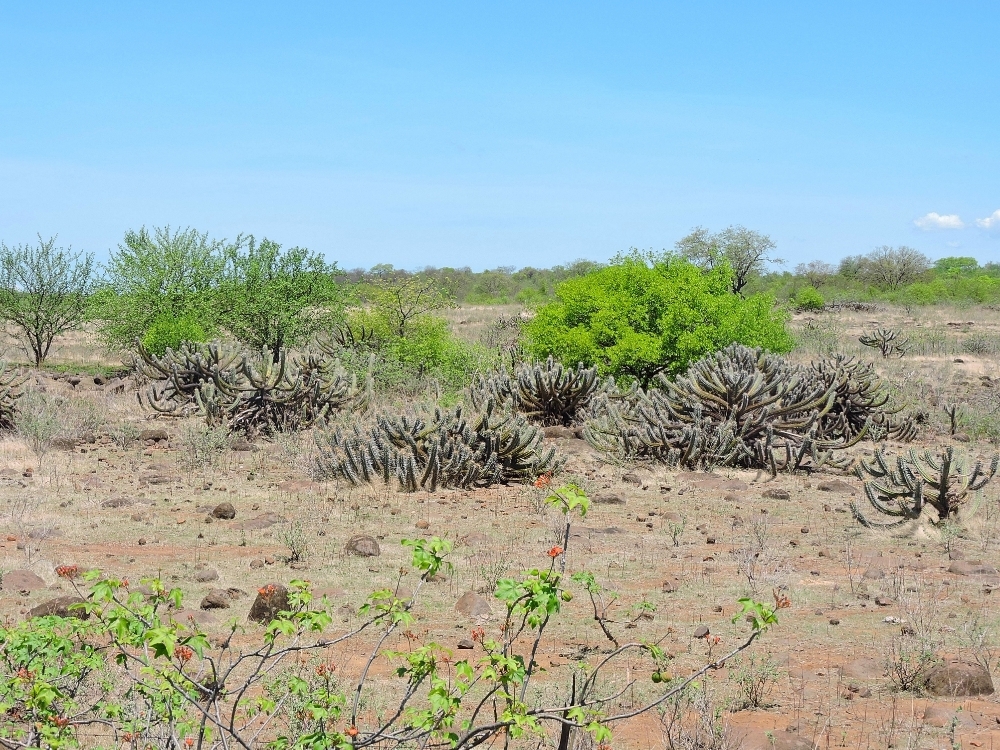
95;226;229;351
0;236;97;365
218;238;343;360
676;225;781;294
524;252;792;385
360;268;454;337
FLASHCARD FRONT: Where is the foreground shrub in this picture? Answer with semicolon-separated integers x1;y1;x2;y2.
525;252;792;386
0;496;783;749
313;401;563;491
793;285;825;311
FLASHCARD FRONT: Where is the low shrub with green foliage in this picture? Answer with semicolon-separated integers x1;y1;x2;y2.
139;313;209;357
793;285;825;311
525;251;793;385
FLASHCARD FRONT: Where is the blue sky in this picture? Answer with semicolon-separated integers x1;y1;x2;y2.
1;2;998;270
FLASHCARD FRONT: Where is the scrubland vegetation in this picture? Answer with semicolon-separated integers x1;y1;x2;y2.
2;225;1000;749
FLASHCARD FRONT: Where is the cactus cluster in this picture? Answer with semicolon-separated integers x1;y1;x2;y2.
804;355;916;443
138;342;370;434
584;344;875;473
853;446;999;527
0;363;25;430
859;327;909;358
469;356;609;426
313;400;563;491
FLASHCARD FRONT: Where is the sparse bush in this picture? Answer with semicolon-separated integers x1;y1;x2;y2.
885;637;939;693
963;332;1000;356
14;391;62;466
177;422;230;469
730;651;780;709
278;520;309;563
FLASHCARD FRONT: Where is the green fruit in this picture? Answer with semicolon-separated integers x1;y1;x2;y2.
651;671;663;684
561;591;573;602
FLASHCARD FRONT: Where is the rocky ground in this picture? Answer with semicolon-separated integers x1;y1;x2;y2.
3;307;1000;748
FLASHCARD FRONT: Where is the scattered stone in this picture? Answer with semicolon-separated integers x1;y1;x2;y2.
200;590;231;610
925;660;994;697
829;618;840;625
621;472;642;486
800;527;809;534
277;479;322;494
661;578;680;593
138;537;147;546
455;591;492;620
762;488;790;500
693;625;709;638
236;512;287;530
862;567;886;580
594;493;626;505
212;502;236;520
948;560;999;576
839;658;883;680
817;480;856;494
194;568;219;583
2;570;46;592
874;596;893;607
415;520;430;530
101;496;134;508
248;583;290;624
93;375;106;386
230;436;254;451
954;432;971;443
139;429;169;443
345;535;381;557
543;426;579;439
457;638;475;649
249;559;265;569
29;596;88;619
923;704;977;728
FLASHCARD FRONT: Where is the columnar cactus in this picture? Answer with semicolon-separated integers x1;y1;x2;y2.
859;327;909;358
0;363;25;430
469;356;609;426
853;446;999;527
313;400;563;491
139;342;371;434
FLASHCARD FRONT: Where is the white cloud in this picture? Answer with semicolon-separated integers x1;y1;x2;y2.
976;210;1000;230
914;212;965;230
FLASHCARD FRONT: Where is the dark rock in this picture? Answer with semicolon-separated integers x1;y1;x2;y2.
93;376;106;386
2;570;46;591
29;596;88;619
817;480;857;494
829;618;840;625
661;577;680;593
248;583;290;624
230;436;254;452
621;472;642;485
249;559;265;569
693;625;709;638
923;703;978;728
194;568;219;583
594;493;626;505
542;426;579;439
139;429;169;443
457;638;475;649
455;591;492;620
762;488;790;500
101;496;134;509
200;590;231;610
874;596;893;607
954;432;971;443
345;535;380;557
211;502;236;520
925;660;994;697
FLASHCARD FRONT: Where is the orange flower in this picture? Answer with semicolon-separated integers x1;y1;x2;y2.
55;565;79;579
258;584;277;599
184;739;194;748
533;473;552;489
346;727;359;737
173;645;194;663
470;627;485;643
547;546;563;558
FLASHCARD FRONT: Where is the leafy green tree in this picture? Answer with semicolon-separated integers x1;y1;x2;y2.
525;252;792;385
360;267;454;337
218;238;343;360
676;225;781;294
0;236;97;365
95;226;229;351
